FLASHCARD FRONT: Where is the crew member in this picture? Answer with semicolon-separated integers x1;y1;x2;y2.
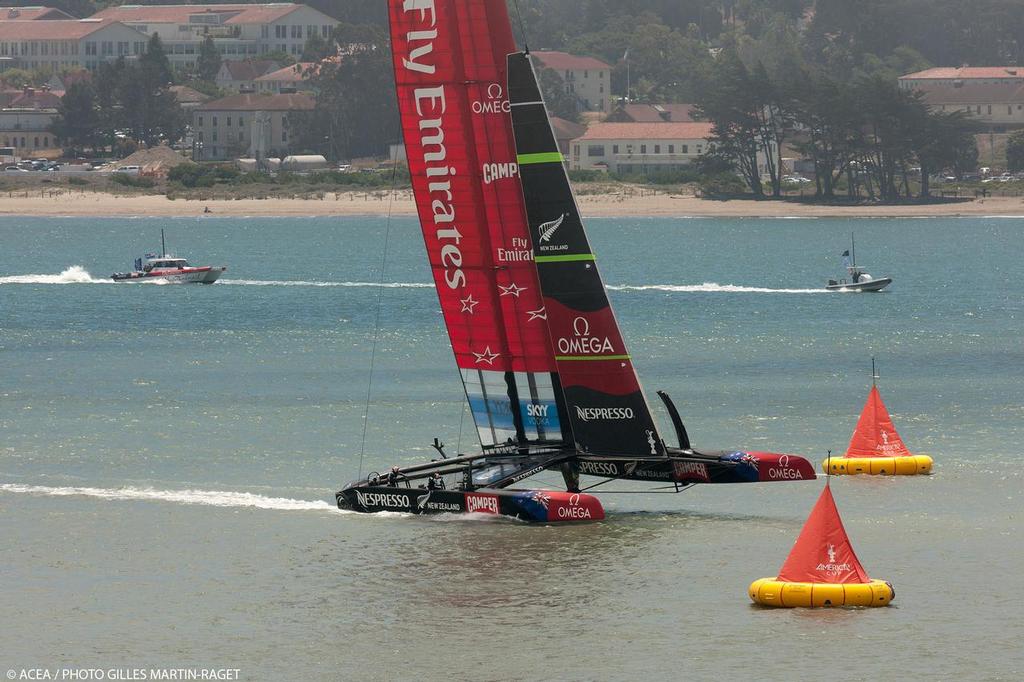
427;472;445;490
387;465;402;487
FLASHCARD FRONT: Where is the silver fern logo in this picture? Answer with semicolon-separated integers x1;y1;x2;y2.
538;213;567;243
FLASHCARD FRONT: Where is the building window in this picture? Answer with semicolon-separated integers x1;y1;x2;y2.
587;144;605;157
212;131;218;142
682;144;689;154
584;70;588;78
612;144;619;154
668;144;674;153
654;144;660;154
988;105;992;115
43;136;48;147
640;144;646;154
282;129;288;142
322;25;329;37
261;26;269;38
198;115;203;126
226;116;232;127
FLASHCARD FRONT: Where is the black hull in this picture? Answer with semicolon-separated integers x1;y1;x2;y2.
336;486;604;522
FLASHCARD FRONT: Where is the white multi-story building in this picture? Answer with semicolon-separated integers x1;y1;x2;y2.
899;66;1024;130
90;4;338;71
0;17;149;71
192;92;314;161
569;122;714;173
532;51;611;113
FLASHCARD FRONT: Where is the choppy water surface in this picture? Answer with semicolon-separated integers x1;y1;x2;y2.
1;216;1022;680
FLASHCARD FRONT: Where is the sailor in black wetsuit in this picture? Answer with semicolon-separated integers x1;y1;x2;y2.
387;465;402;487
427;472;445;490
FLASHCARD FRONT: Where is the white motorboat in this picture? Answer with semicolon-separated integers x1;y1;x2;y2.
112;230;225;284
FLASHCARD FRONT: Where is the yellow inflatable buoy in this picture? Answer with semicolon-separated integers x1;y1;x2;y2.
748;484;894;608
823;454;933;476
827;381;934;475
749;577;894;607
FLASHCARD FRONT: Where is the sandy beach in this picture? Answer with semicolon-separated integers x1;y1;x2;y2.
2;187;1024;218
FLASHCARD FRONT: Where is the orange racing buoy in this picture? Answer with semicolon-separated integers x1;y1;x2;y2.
749;484;894;608
824;369;933;475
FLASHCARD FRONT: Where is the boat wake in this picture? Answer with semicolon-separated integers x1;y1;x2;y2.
0;482;344;513
0;265;110;285
607;282;825;294
1;270;823;294
218;279;433;288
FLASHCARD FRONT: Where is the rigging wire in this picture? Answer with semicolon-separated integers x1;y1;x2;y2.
511;0;529;52
356;160;400;479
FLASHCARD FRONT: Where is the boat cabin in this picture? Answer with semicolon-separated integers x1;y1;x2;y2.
142;257;191;272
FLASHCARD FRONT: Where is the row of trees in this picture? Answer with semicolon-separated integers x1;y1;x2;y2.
698;48;979;200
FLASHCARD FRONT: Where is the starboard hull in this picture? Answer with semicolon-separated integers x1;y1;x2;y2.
336;486;604;522
573;451;816;484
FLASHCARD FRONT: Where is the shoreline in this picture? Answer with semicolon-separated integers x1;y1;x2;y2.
2;190;1024;218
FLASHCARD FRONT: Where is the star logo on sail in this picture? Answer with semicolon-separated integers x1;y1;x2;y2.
498;282;526;297
526;307;547;321
472;346;499;365
460;294;479;314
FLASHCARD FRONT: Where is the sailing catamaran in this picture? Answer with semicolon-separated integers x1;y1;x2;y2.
335;0;816;521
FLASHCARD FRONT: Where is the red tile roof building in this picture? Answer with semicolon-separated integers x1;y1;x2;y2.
900;66;1024;130
532;50;611;113
192;92;314;161
255;62;315;93
605;103;696;123
0;18;149;71
90;4;338;71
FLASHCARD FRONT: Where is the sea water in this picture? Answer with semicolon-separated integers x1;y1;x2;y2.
1;215;1021;680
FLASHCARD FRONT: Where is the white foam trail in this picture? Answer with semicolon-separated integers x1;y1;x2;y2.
0;266;110;285
607;282;825;294
219;279;433;288
0;483;341;512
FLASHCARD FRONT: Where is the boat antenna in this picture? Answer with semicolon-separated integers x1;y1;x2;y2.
512;0;529;53
161;228;166;257
356;156;400;479
851;232;856;268
825;449;832;485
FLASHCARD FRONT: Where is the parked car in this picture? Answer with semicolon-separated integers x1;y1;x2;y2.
4;165;29;173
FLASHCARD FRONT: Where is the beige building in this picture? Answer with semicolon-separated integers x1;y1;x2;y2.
255;62;314;93
532;51;611;113
899;66;1024;130
91;4;338;71
214;58;279;91
569;121;713;173
192;92;314;161
0;106;58;153
0;17;149;71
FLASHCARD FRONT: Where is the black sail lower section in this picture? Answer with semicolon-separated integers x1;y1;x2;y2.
507;51;665;457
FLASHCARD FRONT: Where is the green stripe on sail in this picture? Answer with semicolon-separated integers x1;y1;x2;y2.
516;152;564;165
555;354;631;361
535;253;595;263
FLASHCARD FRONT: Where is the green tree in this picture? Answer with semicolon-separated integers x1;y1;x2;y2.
197;35;222;82
790;70;862;198
50;81;100;153
537;67;581;122
139;34;173;86
301;31;334;62
292;28;398;160
1006;130;1024;172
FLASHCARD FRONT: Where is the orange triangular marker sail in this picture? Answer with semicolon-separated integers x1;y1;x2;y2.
777;485;871;584
845;385;911;458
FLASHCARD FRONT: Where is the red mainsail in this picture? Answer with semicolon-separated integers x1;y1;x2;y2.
777;485;871;584
389;0;563;449
846;385;911;458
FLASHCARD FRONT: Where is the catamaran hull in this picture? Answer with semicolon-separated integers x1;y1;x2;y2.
336;486;604;522
572;451;816;484
825;277;891;292
112;267;226;284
